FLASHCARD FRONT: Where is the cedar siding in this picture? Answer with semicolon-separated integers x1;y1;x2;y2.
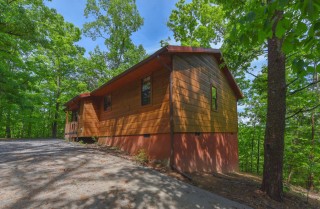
172;54;238;133
78;97;99;137
99;67;170;136
64;46;242;173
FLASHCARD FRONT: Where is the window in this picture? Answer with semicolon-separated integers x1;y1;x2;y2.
211;86;217;111
141;76;151;106
104;94;112;111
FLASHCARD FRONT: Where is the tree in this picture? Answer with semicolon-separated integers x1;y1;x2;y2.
167;0;225;47
83;0;146;74
0;0;52;138
168;0;320;201
39;12;84;138
0;0;87;138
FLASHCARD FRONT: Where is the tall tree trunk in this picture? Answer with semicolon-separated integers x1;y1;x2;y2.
27;108;33;138
308;109;315;191
5;108;11;138
308;65;318;191
251;122;256;173
257;126;261;174
52;76;61;138
261;10;286;202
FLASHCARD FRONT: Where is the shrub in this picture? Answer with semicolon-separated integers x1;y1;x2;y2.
135;149;148;164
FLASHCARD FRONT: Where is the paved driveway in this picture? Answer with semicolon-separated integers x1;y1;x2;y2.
0;139;251;209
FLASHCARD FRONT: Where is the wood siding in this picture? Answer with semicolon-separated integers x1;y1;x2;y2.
99;67;170;136
172;54;238;133
78;98;99;137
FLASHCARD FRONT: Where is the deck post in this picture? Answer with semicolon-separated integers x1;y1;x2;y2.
65;111;69;140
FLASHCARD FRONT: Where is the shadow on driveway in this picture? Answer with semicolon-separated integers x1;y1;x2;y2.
0;139;251;209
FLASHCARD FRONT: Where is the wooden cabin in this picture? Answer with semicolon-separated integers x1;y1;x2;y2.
64;46;243;173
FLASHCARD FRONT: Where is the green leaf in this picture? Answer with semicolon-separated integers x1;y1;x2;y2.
282;36;294;54
301;0;320;20
247;11;256;22
306;66;315;73
258;30;266;43
276;23;286;38
296;21;308;36
292;58;307;76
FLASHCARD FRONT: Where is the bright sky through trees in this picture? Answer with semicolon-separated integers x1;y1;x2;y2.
46;0;179;54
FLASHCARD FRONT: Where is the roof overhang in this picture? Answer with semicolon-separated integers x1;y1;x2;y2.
65;45;243;107
165;46;243;100
64;92;91;111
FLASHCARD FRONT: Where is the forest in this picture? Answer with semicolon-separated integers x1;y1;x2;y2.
0;0;319;202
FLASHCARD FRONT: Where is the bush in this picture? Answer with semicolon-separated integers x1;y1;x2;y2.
135;149;148;164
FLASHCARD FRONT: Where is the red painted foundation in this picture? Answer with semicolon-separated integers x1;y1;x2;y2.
98;132;238;173
173;133;239;173
98;134;171;160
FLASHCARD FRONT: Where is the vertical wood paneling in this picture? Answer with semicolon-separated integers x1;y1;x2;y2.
78;97;100;137
173;54;238;133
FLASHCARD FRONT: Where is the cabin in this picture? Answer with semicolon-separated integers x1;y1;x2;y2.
64;46;243;173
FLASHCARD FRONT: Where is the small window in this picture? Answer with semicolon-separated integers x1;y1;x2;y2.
211;86;217;111
104;94;112;111
141;76;151;106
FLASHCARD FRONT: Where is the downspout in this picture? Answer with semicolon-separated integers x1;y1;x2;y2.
156;55;175;169
156;55;192;181
169;57;175;170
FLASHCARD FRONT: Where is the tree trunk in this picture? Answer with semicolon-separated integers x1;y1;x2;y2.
251;123;256;173
52;76;61;138
5;109;11;138
261;10;286;202
257;126;261;174
287;167;293;184
27;108;33;138
308;66;318;191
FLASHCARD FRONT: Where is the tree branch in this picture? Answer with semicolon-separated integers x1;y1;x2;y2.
286;77;299;88
286;103;320;120
245;69;259;79
287;80;320;96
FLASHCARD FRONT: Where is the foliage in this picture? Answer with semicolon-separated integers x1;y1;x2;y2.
0;0;149;139
167;0;225;47
0;0;86;138
83;0;147;74
134;149;148;164
168;0;320;200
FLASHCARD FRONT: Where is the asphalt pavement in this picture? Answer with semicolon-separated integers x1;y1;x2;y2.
0;139;252;209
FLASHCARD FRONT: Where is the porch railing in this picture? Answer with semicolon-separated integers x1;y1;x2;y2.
64;121;78;139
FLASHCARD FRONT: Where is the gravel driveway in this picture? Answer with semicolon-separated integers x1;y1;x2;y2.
0;139;252;209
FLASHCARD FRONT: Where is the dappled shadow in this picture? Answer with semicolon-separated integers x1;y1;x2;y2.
98;65;172;160
0;140;249;209
172;54;239;173
174;133;238;173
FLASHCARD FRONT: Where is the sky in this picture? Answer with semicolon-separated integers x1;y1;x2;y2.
46;0;265;68
46;0;179;55
46;0;266;113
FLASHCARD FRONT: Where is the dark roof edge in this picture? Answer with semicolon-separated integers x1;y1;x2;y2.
166;46;243;99
90;46;169;96
65;45;243;107
215;52;244;100
64;92;91;108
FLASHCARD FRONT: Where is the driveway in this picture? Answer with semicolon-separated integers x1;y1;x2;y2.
0;139;252;209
